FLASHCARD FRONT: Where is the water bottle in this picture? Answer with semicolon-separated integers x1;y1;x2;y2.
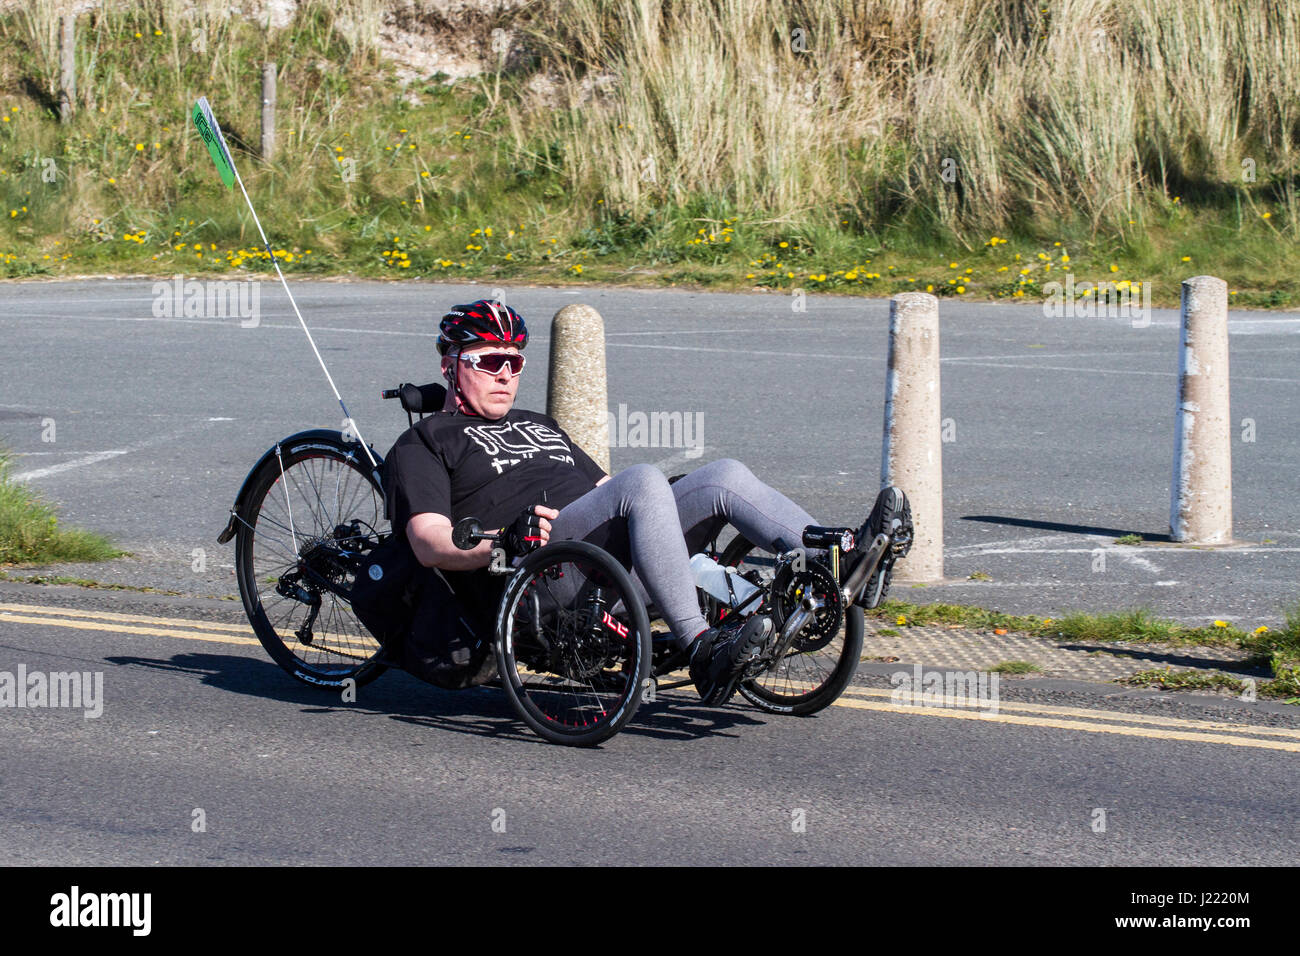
690;553;760;607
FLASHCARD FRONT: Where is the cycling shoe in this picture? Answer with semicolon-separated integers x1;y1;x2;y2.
689;613;774;707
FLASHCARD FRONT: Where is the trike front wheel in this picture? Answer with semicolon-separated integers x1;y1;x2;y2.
495;540;652;746
718;534;864;716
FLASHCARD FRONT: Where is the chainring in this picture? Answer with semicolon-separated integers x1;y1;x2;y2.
770;559;844;651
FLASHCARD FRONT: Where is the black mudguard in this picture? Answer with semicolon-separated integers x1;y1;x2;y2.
216;429;384;544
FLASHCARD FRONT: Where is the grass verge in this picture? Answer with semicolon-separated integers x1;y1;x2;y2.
869;598;1300;696
989;661;1042;675
0;451;121;564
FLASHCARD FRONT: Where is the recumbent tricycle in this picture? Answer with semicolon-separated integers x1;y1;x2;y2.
217;381;912;746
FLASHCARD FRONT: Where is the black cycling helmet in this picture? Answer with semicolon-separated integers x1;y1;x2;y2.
437;299;528;355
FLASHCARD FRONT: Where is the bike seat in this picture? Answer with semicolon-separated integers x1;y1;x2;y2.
398;382;447;414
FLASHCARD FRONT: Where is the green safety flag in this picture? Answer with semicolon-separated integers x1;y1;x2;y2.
192;96;236;190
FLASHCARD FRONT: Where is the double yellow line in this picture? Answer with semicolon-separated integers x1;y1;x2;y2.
833;686;1300;752
2;600;1297;752
0;601;261;646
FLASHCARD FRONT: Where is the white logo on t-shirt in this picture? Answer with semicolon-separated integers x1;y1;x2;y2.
464;420;570;459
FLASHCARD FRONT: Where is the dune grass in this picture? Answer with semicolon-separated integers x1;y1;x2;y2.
0;0;1297;303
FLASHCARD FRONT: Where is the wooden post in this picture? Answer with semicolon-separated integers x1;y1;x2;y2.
260;62;276;161
59;15;75;124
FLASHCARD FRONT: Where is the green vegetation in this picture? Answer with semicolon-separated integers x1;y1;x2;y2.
874;599;1300;698
1117;668;1248;693
989;661;1042;675
0;0;1298;302
0;451;120;564
1115;534;1143;545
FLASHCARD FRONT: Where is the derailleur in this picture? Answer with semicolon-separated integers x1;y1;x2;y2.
275;569;322;646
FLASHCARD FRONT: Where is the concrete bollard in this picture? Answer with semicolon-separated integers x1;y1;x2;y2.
882;292;943;581
547;304;611;473
261;63;277;161
1170;275;1232;543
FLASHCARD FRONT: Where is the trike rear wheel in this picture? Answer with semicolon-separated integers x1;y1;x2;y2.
233;435;388;689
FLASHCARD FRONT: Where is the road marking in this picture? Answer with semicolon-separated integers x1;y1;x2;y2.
831;695;1300;752
837;686;1300;740
9;420;234;482
10;449;127;481
3;601;1295;750
0;611;263;646
948;360;1300;384
0;602;249;634
608;341;852;361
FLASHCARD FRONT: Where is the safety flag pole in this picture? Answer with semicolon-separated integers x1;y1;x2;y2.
191;96;377;470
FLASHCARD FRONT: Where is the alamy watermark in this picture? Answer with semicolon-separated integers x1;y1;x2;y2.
1042;273;1152;328
50;886;150;936
607;403;703;458
1;665;103;718
152;274;261;327
890;663;999;715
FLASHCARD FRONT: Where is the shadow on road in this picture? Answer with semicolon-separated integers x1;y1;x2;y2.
104;650;769;746
961;514;1172;542
1054;642;1265;676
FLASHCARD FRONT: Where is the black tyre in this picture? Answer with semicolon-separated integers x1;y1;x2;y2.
233;434;388;689
717;535;864;716
495;540;652;746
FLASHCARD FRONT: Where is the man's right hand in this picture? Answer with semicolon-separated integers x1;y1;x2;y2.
501;504;558;559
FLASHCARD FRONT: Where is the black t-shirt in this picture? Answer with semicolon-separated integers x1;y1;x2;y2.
384;406;607;620
384;406;607;535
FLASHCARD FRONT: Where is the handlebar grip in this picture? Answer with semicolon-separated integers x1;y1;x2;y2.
452;516;493;551
381;388;401;400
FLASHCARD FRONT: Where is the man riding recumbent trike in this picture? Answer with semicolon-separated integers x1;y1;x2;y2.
218;299;914;746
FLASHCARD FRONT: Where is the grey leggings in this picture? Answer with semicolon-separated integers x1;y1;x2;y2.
548;458;819;648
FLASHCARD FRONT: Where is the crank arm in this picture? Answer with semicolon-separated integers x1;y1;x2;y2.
764;593;822;666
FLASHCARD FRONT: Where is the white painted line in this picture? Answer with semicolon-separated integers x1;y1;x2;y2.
608;341;852;360
947;360;1300;384
942;351;1163;362
10;419;234;483
946;533;1082;553
11;449;127;481
605;326;825;337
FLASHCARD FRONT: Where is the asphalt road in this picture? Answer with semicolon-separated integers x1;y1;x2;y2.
2;278;1300;625
3;582;1297;866
1;278;1298;867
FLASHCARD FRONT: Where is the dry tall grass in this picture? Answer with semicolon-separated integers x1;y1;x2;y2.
510;0;1300;237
